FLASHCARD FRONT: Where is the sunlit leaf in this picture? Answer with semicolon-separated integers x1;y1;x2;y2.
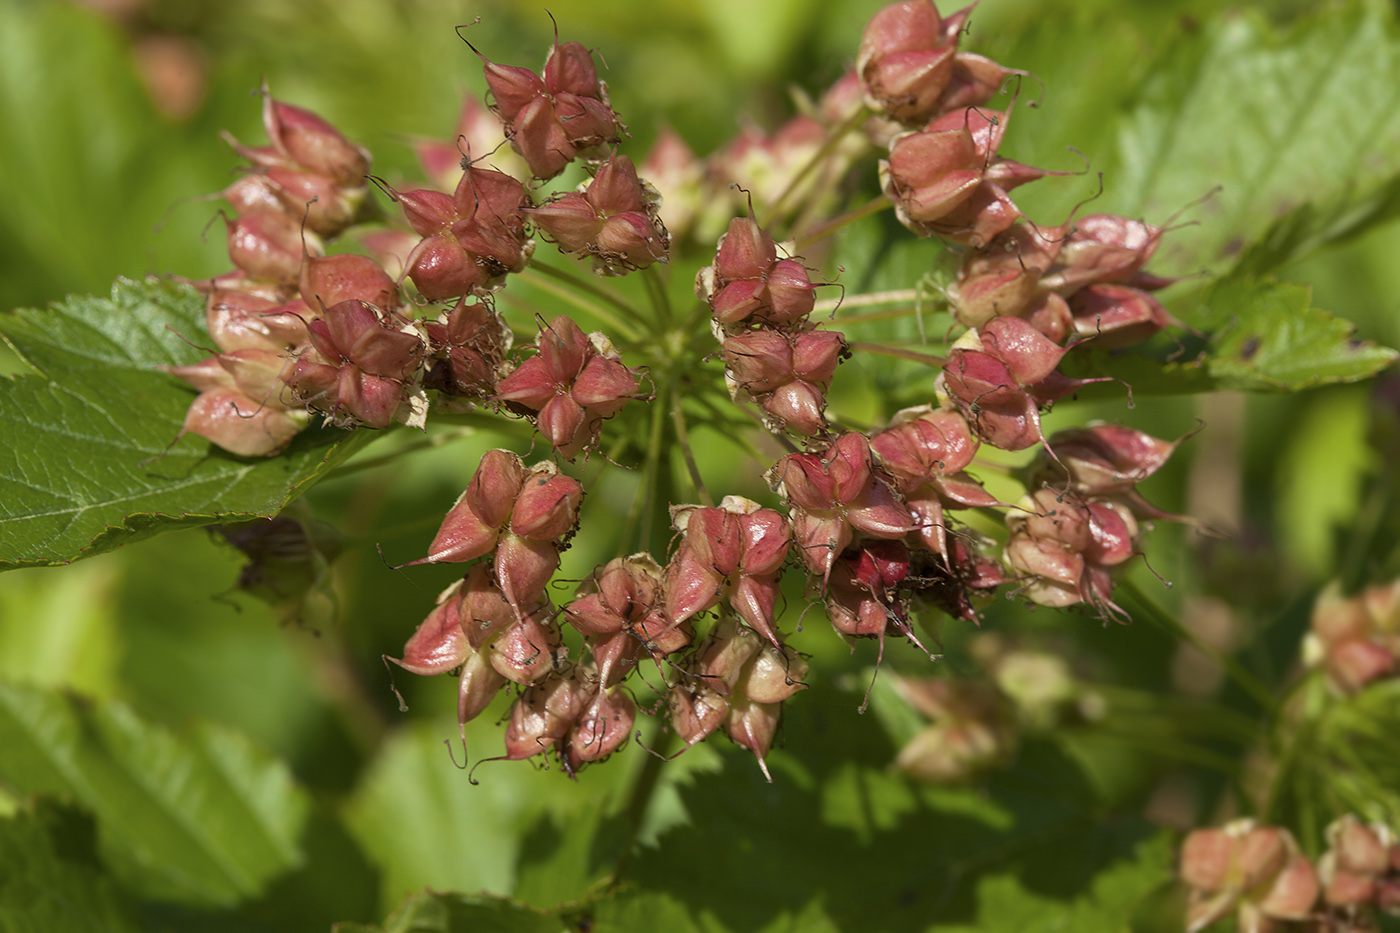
0;278;374;571
0;683;309;907
1111;2;1400;279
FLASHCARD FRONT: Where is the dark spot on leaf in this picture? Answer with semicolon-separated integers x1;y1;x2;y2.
1221;236;1245;258
1239;336;1260;360
1347;338;1364;350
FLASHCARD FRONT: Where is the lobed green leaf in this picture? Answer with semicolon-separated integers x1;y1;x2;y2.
0;277;373;571
1061;276;1397;396
0;683;309;907
1111;2;1400;279
0;800;143;933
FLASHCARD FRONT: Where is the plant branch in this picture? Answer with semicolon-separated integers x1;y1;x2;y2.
848;342;947;366
521;260;646;339
1120;577;1277;712
763;104;869;230
794;194;891;252
671;393;713;507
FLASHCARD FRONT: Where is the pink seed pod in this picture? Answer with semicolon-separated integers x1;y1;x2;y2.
286;298;426;429
495;315;641;458
724;695;781;782
386;575;509;727
564;553;665;637
869;405;980;493
223;87;371;190
488;605;564;684
259;96;371;187
669;683;729;752
223;167;365;238
1303;580;1400;695
566;688;636;771
691;617;763;696
1180;820;1321;932
1066;283;1174;348
452;163;532;253
544;40;604;101
891;677;1018;783
663;496;791;648
422;448;529;565
696;215;817;329
204;288;308;353
1040;213;1165;295
226;209;319;286
938;317;1104;452
1319;815;1396;909
856;1;971;125
454;563;517;650
946;224;1062;329
824;540;918;646
768;432;914;583
722;328;847;436
165;350;302;457
1004;487;1136;613
738;643;809;705
527;154;670;275
299;253;399;313
174;386;304;457
482;59;547;126
475;36;621;181
503;668;593;762
401;232;493;301
879;105;1045;245
386;184;461;238
1032;422;1181;497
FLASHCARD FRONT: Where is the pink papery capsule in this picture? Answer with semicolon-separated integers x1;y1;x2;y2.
722;328;847;436
1179;821;1321;933
767;433;914;584
664;496;791;648
494;315;640;458
696;215;817;329
879;106;1045;246
856;1;971;125
527;153;669;275
503;668;593;761
286;299;425;429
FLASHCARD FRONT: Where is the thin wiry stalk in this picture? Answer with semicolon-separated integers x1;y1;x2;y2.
671;392;713;507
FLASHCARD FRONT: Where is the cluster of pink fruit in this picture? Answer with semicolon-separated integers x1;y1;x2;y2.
1180;816;1400;932
162;1;1199;778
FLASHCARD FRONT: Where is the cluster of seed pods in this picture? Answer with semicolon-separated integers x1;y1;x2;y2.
1180;817;1400;932
1304;578;1400;695
161;1;1205;779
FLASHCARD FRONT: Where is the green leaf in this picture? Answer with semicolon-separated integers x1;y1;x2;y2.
599;684;1174;933
1272;677;1400;854
0;2;228;312
334;891;565;933
0;800;143;933
0;683;309;907
0;277;374;571
1061;276;1397;397
1110;2;1400;278
1191;276;1397;389
344;716;642;914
